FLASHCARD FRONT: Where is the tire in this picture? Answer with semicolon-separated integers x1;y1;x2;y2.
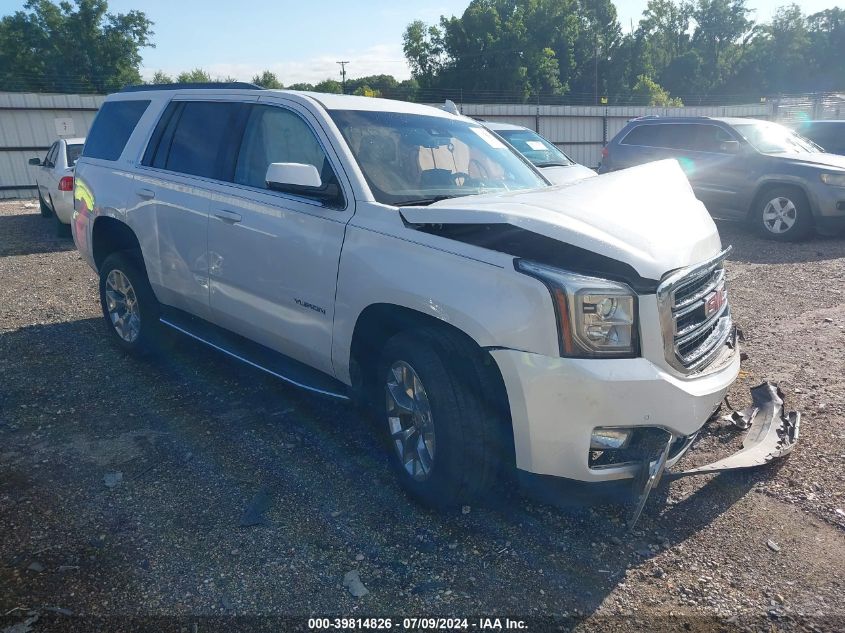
38;192;51;218
98;251;161;355
376;328;505;508
752;186;813;241
51;198;71;237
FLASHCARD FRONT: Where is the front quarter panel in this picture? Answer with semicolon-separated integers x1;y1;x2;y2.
331;203;560;384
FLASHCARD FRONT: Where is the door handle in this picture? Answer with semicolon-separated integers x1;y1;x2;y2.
136;188;156;199
214;209;242;223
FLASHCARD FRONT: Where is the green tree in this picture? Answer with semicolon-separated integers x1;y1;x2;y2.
690;0;753;88
252;70;283;88
312;79;342;94
175;68;213;83
0;0;154;93
631;74;684;105
403;19;446;88
149;70;172;84
286;82;315;91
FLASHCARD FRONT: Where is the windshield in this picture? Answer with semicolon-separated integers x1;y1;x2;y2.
329;110;547;205
66;144;83;166
494;128;574;167
732;122;819;154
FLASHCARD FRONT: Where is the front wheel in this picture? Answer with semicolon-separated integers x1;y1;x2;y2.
98;251;161;354
753;187;813;241
377;329;503;508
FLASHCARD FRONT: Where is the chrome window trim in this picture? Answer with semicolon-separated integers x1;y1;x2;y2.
618;122;742;156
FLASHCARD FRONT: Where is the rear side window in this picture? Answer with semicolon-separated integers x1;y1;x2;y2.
620;124;662;147
162;101;246;179
83;100;150;161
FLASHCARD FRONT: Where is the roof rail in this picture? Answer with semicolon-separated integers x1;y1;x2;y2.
119;82;264;93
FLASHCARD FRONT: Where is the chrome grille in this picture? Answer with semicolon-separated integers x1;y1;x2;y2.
657;247;733;373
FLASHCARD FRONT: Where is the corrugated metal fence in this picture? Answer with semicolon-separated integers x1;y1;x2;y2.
2;91;832;196
458;102;773;168
0;92;105;199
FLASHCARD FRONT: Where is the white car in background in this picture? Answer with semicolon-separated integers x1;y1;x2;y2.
28;137;85;234
483;121;596;185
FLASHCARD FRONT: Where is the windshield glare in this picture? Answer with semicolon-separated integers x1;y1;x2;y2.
494;128;573;167
733;122;818;154
329;110;547;205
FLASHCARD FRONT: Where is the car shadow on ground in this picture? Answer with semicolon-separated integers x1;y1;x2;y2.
715;219;845;265
0;212;75;257
0;318;758;620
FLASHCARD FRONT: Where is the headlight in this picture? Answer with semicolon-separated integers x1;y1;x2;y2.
516;260;638;358
820;173;845;187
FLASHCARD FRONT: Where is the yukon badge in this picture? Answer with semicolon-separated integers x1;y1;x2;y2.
294;298;326;315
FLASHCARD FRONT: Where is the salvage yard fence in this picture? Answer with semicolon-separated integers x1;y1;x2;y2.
1;91;842;198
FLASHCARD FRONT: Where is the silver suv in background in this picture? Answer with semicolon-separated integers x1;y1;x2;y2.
599;116;845;241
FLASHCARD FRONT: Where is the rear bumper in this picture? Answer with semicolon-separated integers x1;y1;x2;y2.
52;191;74;224
491;343;740;483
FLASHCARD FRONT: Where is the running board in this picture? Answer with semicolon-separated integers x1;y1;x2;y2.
158;309;350;401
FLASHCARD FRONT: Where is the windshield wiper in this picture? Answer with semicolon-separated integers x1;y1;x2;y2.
534;161;572;168
397;194;464;207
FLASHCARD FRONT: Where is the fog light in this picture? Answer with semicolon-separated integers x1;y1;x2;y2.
590;427;632;450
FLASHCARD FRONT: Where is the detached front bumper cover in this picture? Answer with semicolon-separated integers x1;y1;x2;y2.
629;381;800;528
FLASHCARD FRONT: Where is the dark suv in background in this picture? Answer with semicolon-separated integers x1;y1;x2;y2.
797;120;845;156
599;116;845;241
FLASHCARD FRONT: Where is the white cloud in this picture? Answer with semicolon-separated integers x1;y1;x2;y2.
141;43;411;86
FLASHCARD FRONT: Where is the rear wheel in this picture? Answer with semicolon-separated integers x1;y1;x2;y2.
376;328;504;508
98;251;161;355
51;198;71;237
752;186;813;241
38;192;51;218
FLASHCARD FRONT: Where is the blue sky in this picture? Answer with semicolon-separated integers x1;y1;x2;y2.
0;0;838;84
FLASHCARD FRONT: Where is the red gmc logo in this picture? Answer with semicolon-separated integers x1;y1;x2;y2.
704;287;726;317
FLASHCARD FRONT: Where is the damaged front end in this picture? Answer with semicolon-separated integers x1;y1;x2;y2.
628;381;801;528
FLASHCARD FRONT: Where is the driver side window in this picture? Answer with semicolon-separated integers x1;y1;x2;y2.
234;105;337;194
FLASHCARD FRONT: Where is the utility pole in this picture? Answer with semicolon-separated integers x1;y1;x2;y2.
594;33;599;106
337;61;349;94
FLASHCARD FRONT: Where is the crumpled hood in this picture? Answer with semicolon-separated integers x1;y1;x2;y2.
771;151;845;170
400;159;722;281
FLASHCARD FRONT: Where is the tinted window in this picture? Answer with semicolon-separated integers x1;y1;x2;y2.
689;125;735;152
66;144;83;166
83;100;150;161
165;101;245;179
235;105;335;190
620;124;662;147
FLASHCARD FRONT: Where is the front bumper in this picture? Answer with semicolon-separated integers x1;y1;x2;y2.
490;341;740;483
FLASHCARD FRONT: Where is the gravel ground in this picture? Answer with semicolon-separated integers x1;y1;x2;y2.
0;199;843;632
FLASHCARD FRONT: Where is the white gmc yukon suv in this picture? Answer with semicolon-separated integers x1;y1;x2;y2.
71;84;741;510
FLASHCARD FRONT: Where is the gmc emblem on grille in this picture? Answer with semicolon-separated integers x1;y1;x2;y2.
704;287;726;318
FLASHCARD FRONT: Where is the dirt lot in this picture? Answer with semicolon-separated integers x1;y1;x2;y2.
1;199;843;632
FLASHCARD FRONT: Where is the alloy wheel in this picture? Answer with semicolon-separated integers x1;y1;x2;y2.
762;197;797;234
385;361;436;481
105;269;141;343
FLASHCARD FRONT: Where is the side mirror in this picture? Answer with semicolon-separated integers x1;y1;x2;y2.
265;162;342;205
719;140;741;154
28;157;41;166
